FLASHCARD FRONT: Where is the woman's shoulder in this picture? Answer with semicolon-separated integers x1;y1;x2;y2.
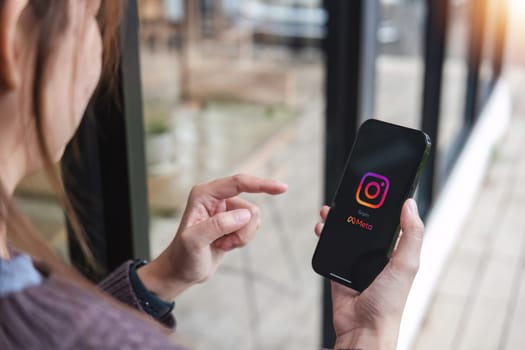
0;274;184;350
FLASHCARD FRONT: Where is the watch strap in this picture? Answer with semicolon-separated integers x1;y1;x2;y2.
129;259;175;322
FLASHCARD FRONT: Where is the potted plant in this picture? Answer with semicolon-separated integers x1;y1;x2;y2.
145;119;174;167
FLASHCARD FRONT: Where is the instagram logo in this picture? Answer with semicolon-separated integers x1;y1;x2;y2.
356;172;390;209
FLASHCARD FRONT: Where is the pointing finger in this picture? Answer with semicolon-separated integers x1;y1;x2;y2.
192;174;288;200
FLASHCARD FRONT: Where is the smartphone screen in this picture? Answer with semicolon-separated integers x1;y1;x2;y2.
312;119;431;292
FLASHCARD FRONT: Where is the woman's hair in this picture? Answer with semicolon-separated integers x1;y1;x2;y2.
1;1;174;337
5;0;123;277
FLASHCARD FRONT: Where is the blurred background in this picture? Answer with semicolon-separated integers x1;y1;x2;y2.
13;0;525;349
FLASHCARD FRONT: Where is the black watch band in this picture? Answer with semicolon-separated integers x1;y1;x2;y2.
129;259;175;322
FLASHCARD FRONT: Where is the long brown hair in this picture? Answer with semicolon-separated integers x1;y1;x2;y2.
5;0;121;277
0;0;173;331
2;0;174;336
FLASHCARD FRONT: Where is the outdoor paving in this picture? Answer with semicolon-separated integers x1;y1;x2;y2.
412;74;525;350
149;98;325;350
154;67;525;350
148;9;525;349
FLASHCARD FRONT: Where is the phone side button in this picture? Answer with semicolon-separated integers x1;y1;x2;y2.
329;273;352;285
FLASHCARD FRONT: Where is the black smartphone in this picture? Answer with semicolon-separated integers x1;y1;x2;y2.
312;119;431;292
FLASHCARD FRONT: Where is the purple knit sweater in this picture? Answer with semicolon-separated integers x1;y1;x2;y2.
0;257;184;349
1;251;342;349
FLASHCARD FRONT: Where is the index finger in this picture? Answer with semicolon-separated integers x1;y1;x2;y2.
204;174;288;199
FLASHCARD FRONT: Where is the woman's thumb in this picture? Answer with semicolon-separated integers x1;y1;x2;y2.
187;209;252;247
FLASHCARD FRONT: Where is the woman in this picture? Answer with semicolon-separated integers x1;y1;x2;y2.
0;1;425;349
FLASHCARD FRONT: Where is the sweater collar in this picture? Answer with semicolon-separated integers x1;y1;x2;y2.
0;252;43;296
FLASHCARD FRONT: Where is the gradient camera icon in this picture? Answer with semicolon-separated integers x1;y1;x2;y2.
355;172;390;209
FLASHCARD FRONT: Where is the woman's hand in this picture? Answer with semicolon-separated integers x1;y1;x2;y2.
138;174;287;301
314;199;424;349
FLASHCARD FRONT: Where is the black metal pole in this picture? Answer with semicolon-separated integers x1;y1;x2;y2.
119;0;150;263
492;1;507;79
63;0;149;281
464;0;487;127
418;0;449;219
322;0;378;347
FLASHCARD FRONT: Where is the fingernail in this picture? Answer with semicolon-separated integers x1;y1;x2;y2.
408;199;418;215
235;209;252;223
275;181;288;189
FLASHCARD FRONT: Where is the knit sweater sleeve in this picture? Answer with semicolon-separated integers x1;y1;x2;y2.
98;260;176;329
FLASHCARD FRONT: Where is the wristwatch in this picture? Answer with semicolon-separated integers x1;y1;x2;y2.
129;259;175;322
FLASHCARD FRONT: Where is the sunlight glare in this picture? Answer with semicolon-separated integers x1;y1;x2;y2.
508;0;525;16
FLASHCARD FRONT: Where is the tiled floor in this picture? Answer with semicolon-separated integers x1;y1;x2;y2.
150;99;325;350
413;75;525;350
148;57;470;350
